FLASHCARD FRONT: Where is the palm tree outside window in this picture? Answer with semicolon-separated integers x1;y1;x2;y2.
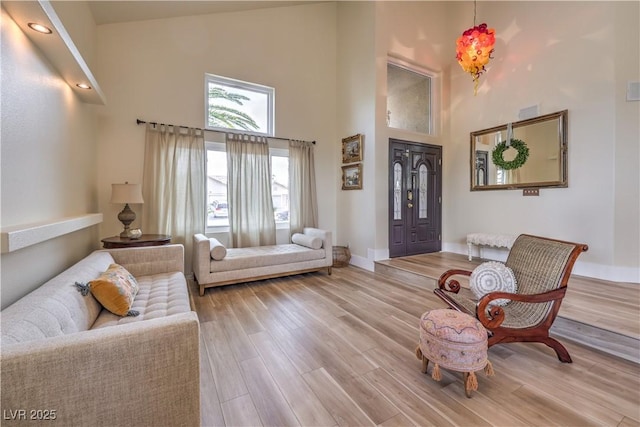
205;73;274;136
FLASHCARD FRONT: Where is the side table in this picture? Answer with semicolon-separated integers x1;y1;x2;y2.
101;234;171;249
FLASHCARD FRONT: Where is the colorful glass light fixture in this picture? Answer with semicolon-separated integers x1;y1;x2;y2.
456;1;496;95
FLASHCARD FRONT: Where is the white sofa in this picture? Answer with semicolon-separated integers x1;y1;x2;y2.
0;244;200;427
193;227;332;296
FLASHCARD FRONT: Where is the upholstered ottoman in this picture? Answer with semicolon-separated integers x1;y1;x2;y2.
416;309;494;397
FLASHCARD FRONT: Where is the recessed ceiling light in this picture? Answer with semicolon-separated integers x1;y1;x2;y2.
27;23;52;34
76;83;92;90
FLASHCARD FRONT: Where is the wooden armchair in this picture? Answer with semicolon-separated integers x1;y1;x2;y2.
434;234;588;363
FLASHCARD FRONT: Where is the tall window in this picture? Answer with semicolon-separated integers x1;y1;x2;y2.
206;145;229;227
205;73;274;136
205;74;282;228
206;143;288;228
271;152;290;223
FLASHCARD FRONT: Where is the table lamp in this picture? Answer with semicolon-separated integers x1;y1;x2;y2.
111;182;144;238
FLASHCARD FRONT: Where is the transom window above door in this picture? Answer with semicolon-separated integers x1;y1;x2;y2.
205;73;274;136
386;60;438;135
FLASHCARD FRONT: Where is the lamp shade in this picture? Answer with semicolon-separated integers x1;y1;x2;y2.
111;183;144;204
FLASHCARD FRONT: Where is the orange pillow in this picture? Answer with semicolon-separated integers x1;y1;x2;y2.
89;264;140;316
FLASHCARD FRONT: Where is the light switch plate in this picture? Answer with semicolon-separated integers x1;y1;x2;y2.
523;188;539;196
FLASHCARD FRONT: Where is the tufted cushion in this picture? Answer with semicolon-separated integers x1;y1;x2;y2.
91;271;191;329
419;309;488;372
291;233;323;250
209;238;227;260
0;252;113;346
470;261;517;306
209;244;324;273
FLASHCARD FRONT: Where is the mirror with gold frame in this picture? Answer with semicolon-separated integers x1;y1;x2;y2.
470;110;568;191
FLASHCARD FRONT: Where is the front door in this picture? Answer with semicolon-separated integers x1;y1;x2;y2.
388;139;442;257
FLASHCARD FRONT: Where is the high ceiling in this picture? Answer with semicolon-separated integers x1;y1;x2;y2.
87;1;325;25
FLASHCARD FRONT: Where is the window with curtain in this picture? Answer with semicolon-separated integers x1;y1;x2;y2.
142;123;205;275
226;134;276;247
202;72;315;241
206;142;289;229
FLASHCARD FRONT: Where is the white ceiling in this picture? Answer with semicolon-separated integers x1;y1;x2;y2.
87;1;325;25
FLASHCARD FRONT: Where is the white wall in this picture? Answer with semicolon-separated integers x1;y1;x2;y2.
0;7;99;308
94;3;338;256
375;1;452;253
335;1;638;282
445;1;639;282
335;1;453;269
335;1;377;269
612;2;640;276
2;0;635;304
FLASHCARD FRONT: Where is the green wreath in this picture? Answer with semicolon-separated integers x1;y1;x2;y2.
492;139;529;170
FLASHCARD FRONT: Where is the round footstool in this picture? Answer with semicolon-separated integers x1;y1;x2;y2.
416;309;494;397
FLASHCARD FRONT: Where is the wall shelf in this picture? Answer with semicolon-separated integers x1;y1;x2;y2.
2;0;106;105
1;214;103;254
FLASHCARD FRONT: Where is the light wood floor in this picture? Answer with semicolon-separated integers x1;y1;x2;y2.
375;252;640;339
189;264;640;427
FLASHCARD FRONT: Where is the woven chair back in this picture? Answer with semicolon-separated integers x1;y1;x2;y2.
502;235;575;328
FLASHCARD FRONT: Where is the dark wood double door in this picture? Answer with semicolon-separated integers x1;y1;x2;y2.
388;139;442;258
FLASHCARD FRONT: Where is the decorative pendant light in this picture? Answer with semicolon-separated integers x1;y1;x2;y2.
456;0;496;95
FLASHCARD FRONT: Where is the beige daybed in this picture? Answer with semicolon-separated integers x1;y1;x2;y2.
193;227;332;296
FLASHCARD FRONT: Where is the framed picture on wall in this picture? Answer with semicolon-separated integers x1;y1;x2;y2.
341;164;362;190
342;134;363;163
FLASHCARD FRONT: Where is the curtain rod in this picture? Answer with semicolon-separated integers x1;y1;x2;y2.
136;119;315;144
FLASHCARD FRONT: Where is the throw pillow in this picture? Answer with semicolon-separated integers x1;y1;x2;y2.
209;237;227;260
469;261;517;306
291;233;323;250
75;264;140;316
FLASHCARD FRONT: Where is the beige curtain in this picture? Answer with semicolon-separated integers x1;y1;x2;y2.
288;140;318;234
226;134;276;247
142;123;206;274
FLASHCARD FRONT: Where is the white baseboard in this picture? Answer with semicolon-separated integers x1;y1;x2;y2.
443;242;640;284
349;253;374;271
572;263;639;283
370;247;390;262
348;242;639;284
348;248;389;272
